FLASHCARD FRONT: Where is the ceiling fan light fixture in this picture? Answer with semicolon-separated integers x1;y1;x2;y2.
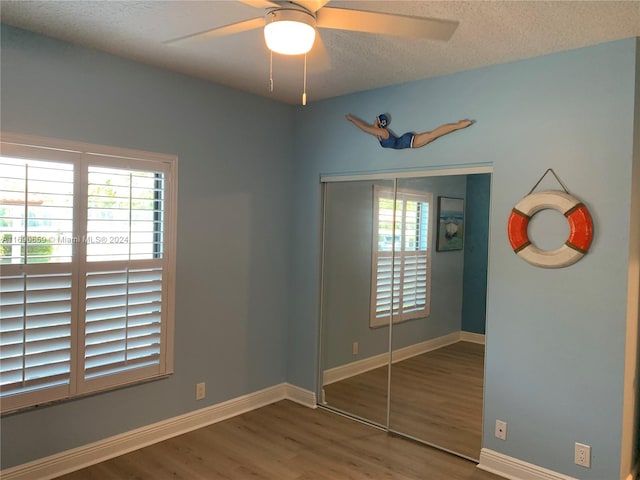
264;8;316;55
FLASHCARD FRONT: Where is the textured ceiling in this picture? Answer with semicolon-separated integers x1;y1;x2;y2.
1;1;639;104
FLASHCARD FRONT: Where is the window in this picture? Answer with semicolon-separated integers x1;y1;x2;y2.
0;134;177;413
370;186;432;327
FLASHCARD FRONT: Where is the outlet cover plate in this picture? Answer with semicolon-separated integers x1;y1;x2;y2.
196;382;206;400
495;420;507;440
575;442;591;468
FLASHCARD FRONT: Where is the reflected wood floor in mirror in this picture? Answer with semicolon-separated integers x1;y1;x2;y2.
55;400;500;480
323;341;484;460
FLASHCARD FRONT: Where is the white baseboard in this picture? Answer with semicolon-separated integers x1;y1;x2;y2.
323;331;485;385
460;330;486;344
322;349;389;385
478;449;578;480
285;382;317;408
1;382;316;480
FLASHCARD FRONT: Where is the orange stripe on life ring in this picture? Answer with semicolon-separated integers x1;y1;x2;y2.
565;203;593;253
507;209;530;252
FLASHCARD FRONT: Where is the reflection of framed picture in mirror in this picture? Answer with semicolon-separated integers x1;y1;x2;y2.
437;196;464;251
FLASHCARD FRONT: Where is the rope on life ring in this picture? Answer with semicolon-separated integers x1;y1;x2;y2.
507;190;593;268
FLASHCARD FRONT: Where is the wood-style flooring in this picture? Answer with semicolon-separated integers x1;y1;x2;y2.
323;341;484;460
55;399;500;480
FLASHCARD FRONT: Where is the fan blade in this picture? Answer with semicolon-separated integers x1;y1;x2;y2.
238;0;280;8
164;17;265;45
316;7;458;41
292;0;331;13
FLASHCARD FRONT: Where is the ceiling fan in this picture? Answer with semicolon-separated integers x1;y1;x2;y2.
165;0;459;104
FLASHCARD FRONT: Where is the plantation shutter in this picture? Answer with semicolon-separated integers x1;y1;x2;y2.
0;149;79;410
0;135;176;413
83;266;163;381
0;271;74;397
78;158;169;393
370;186;432;327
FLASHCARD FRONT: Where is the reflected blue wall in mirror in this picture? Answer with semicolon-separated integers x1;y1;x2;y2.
461;174;491;335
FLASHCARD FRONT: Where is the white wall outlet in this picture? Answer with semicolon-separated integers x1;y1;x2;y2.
575;442;591;468
196;382;206;400
352;341;359;355
495;420;507;440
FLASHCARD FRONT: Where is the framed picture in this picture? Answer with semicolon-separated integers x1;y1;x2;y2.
436;196;465;251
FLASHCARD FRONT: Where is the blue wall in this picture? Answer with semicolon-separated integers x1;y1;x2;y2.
289;39;638;479
461;173;491;334
1;24;638;480
1;25;294;468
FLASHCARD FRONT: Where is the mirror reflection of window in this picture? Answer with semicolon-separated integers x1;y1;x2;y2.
370;186;433;328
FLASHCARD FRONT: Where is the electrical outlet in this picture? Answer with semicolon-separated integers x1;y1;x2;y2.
495;420;507;440
196;382;206;400
575;442;591;468
352;341;359;355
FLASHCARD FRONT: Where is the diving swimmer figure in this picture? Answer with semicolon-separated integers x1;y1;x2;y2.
345;113;474;150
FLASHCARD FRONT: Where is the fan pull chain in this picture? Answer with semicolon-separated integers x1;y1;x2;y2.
269;50;274;93
302;52;307;106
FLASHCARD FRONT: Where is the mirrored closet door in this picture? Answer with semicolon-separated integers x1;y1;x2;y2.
320;178;395;427
319;171;490;461
387;175;486;460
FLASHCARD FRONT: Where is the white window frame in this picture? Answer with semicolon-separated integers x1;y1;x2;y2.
370;185;433;328
0;132;177;413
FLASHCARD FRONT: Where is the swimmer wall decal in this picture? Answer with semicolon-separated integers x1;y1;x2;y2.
345;113;474;150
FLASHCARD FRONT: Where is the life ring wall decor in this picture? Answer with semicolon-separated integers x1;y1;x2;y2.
508;190;594;268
